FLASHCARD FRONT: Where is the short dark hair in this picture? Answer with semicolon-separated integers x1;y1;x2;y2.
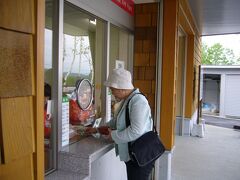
44;83;51;99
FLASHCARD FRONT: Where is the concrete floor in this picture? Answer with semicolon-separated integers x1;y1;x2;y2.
172;125;240;180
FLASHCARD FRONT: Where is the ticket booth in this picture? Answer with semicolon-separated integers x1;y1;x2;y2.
44;0;134;179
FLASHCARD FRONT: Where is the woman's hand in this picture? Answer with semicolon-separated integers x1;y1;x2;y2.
84;127;97;135
97;126;110;135
102;128;113;141
84;126;114;141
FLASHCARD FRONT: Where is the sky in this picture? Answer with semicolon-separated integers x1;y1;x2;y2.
202;34;240;58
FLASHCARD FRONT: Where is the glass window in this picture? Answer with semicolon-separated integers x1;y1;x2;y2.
108;25;134;120
109;25;133;72
44;0;54;172
62;2;105;146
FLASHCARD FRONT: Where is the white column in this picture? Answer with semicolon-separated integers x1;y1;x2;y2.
155;151;172;180
219;74;225;117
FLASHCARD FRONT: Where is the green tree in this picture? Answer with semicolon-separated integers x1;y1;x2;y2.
202;43;235;65
236;56;240;64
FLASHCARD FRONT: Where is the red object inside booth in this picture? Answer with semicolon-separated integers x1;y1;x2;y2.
69;99;94;125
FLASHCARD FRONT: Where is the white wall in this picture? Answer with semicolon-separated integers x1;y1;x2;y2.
224;75;240;117
175;110;198;136
91;149;127;180
202;67;240;75
219;74;225;117
202;67;240;117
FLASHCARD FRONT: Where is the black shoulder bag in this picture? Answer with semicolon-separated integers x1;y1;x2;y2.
126;93;165;167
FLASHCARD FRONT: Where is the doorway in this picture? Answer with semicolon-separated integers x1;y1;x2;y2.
202;74;221;116
175;29;187;135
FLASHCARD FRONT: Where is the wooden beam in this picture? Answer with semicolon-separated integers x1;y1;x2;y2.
160;0;178;150
33;0;45;179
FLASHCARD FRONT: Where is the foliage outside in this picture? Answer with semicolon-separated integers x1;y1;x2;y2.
202;43;240;65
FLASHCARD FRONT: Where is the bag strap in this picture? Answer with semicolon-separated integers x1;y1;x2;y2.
125;92;143;128
125;92;157;131
125;92;158;158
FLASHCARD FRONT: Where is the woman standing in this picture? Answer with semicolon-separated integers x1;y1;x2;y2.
86;68;154;180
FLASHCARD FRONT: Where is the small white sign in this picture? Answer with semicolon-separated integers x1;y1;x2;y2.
106;89;112;122
46;100;52;115
115;60;125;69
62;96;69;147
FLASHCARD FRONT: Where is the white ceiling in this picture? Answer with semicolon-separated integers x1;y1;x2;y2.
188;0;240;36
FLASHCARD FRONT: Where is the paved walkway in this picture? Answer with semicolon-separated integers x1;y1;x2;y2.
172;125;240;180
203;114;240;129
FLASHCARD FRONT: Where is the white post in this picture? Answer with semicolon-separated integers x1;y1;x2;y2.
219;74;226;117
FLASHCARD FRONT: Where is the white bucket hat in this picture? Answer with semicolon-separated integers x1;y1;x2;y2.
104;68;134;89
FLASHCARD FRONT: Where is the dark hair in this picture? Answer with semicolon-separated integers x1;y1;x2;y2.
44;83;51;99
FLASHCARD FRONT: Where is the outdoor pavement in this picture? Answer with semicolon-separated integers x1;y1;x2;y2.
203;114;240;129
172;125;240;180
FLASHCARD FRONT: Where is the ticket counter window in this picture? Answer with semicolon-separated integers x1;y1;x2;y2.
109;25;133;72
108;25;134;120
62;2;104;145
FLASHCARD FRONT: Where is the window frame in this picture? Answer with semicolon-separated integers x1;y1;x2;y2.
45;0;134;174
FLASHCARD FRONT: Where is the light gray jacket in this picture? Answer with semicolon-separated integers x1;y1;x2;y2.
108;89;153;162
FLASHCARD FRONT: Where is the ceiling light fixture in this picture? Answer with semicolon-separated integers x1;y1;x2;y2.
89;19;96;25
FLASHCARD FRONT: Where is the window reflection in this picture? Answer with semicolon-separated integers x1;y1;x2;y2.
44;0;54;173
63;35;93;87
62;2;104;146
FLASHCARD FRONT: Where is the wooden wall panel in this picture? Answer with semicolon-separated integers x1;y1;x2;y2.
0;97;34;163
0;155;33;180
33;0;45;178
0;0;34;33
192;36;201;112
184;35;194;118
194;37;202;58
179;7;194;35
179;0;202;117
179;0;200;34
134;80;152;94
176;36;185;116
160;0;202;150
194;36;202;63
0;29;34;98
0;0;44;179
134;3;158;114
194;50;201;62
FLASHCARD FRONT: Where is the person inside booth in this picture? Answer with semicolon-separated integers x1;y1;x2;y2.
44;83;52;139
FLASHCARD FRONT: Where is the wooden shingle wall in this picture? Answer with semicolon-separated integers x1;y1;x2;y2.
0;0;44;179
134;3;158;116
193;36;202;112
179;0;202;117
